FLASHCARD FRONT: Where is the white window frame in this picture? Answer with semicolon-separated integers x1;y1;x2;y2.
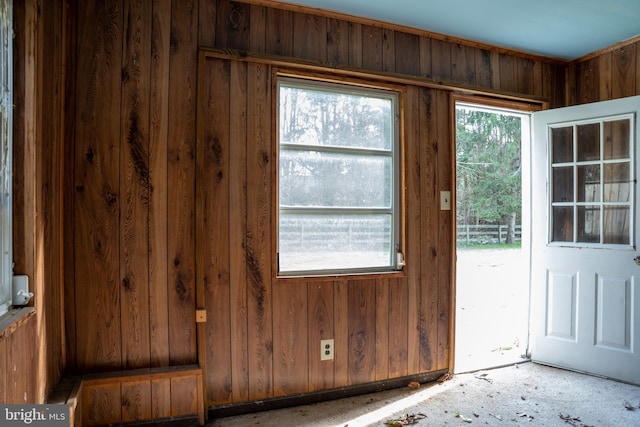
276;76;402;277
0;0;12;316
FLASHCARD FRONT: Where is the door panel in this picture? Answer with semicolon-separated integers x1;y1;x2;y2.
531;95;640;385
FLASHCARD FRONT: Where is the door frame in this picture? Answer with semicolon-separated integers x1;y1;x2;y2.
450;93;544;373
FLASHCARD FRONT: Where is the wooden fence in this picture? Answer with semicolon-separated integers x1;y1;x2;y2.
457;224;522;244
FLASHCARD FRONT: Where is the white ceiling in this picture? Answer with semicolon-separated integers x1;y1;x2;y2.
278;0;640;60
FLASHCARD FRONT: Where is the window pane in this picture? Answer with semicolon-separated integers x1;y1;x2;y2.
604;162;631;202
552;166;573;202
552;126;573;163
603;119;630;160
280;150;391;208
552;206;573;242
279;85;393;150
279;214;393;272
576;123;600;161
577;206;600;243
604;207;630;244
577;165;600;202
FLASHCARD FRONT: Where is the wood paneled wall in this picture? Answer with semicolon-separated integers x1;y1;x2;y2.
570;38;640;105
60;0;569;415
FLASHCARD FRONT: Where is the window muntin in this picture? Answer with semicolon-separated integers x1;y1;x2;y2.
0;0;12;316
549;115;634;247
277;77;401;276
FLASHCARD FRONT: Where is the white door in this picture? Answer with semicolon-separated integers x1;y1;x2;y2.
531;96;640;385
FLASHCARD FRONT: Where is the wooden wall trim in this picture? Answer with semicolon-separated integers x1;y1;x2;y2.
201;47;549;105
241;0;567;66
572;34;640;64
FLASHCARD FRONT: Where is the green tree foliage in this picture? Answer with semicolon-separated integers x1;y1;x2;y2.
456;107;522;229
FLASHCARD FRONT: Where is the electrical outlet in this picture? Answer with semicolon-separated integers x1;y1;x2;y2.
320;338;334;361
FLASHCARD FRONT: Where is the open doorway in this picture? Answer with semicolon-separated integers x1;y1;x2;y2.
454;99;533;373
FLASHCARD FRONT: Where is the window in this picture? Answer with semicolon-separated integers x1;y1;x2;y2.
549;115;634;246
0;0;12;316
277;77;401;276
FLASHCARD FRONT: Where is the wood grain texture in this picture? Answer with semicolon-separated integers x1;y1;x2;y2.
121;380;152;422
120;0;152;370
150;378;171;418
167;0;198;365
74;0;123;372
83;383;121;426
374;278;390;380
0;336;5;402
327;18;349;65
229;60;250;403
273;283;308;396
348;280;376;385
148;0;171;368
307;281;334;391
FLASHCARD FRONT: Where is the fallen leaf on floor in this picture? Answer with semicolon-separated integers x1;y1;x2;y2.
384;413;426;426
488;413;502;420
491;346;513;352
455;411;473;423
623;400;637;411
517;412;534;421
407;381;420;389
437;373;452;383
559;413;581;425
474;372;493;383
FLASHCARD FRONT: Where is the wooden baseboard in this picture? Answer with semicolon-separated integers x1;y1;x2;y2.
209;369;448;420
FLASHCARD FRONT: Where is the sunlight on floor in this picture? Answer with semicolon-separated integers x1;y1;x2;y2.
331;381;455;427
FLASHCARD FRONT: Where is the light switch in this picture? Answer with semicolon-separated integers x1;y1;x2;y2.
440;191;451;210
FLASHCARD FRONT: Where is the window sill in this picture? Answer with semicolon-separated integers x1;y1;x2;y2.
275;269;407;283
0;306;36;339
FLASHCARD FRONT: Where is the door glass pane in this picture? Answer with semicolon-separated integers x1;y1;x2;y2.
603;119;630;160
552;206;573;242
604;162;631;203
578;165;600;202
553;167;573;202
577;206;600;243
577;123;600;161
552;127;573;163
604;207;630;244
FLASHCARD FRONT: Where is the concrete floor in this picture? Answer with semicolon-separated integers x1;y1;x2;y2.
208;362;640;426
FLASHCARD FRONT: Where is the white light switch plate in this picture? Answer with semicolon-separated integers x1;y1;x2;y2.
440;191;451;210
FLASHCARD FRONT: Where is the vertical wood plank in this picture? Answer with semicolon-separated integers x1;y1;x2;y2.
6;314;37;403
420;88;438;372
348;22;363;68
83;383;122;426
74;0;123;372
451;44;475;86
121;380;152;422
150;378;171;419
170;376;198;416
403;86;420;378
362;25;382;71
576;58;600;104
474;49;492;89
611;45;636;99
333;280;349;387
419;37;432;79
215;0;250;50
599;52;612;101
120;0;152;370
198;57;232;405
307;281;334;392
499;53;517;93
382;28;395;73
249;4;267;52
0;336;6;402
293;13;327;62
436;90;453;370
273;283;308;396
395;32;419;76
198;0;217;47
516;57;535;95
229;60;250;403
326;18;349;65
431;39;452;82
246;62;273;400
348;280;376;385
148;0;171;368
265;7;293;56
374;278;389;380
167;0;198;365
